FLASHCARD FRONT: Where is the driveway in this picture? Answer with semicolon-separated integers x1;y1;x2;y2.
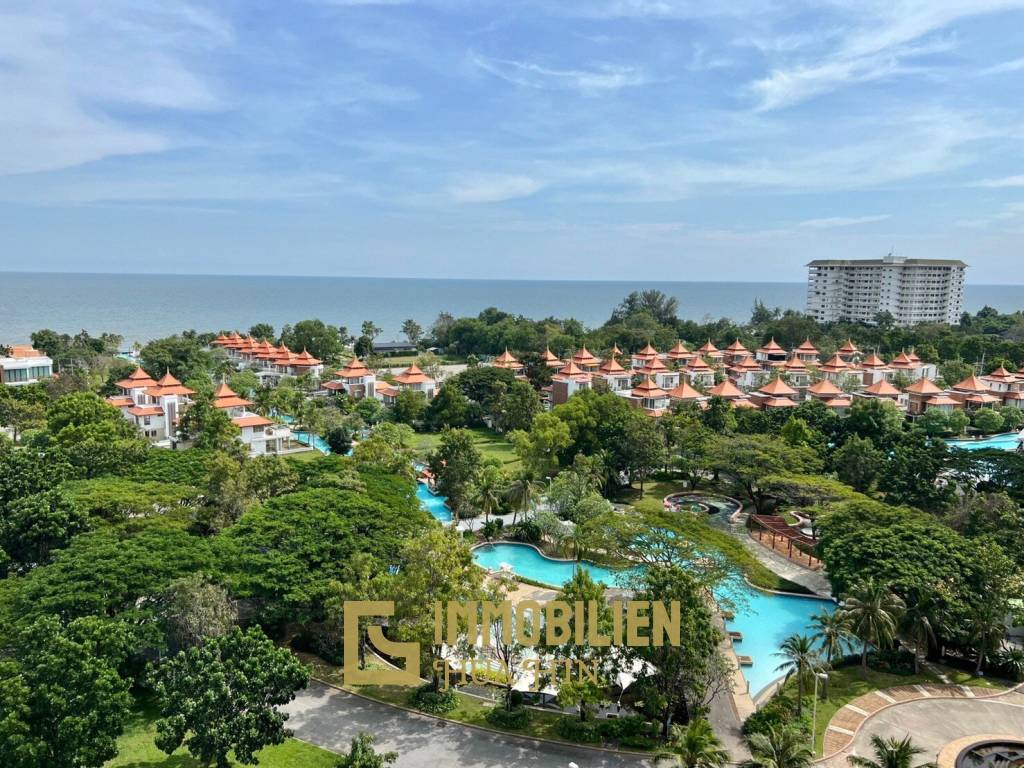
283;681;661;768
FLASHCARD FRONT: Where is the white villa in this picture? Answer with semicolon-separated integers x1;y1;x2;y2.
0;345;54;387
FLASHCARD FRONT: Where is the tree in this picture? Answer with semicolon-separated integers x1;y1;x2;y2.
630;565;727;737
393;528;485;690
423;383;470;430
917;408;950;437
549;568;612;721
401;319;422;346
780;417;815;448
504;470;543;525
847;735;937;768
964;603;1007;675
900;591;938;675
469;464;504;523
391;388;427;426
672;718;730;768
972;407;1005;434
708;434;822;513
832;435;884;493
494;380;540;433
0;616;133;768
508;412;570;476
701;396;737;434
280;319;344;360
0;395;46;442
248;323;275;341
336;733;397;768
140;335;214;382
946;408;969;436
156;573;236;652
845;398;904;448
151;627;310;768
743;725;813;768
361;321;383;344
772;634;823;717
427;428;482;509
0;489;88;573
810;610;853;665
179;392;242;454
325;425;354;454
841;580;905;674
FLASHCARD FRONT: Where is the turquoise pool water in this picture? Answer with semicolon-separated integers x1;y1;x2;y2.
417;481;451;523
472;542;833;697
948;431;1023;452
294;431;331;454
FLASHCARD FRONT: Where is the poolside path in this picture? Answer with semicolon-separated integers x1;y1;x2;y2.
284;681;663;768
817;682;1024;767
710;509;832;597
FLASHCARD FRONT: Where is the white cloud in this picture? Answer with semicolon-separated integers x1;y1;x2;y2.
0;2;229;176
448;174;543;203
471;53;650;92
981;56;1024;74
956;201;1024;228
970;174;1024;188
798;214;891;228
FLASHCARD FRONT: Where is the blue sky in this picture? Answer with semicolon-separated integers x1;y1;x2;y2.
1;0;1023;283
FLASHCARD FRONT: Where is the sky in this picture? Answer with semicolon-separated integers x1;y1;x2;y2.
1;0;1023;283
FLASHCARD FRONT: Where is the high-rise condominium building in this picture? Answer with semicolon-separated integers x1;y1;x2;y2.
806;256;967;326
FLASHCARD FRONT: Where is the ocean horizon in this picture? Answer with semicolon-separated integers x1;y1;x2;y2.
2;271;1022;347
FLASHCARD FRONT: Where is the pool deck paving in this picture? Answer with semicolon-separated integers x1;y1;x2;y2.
816;682;1024;767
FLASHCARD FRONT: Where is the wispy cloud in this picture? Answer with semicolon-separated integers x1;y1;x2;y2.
956;201;1024;228
798;214;890;228
447;174;543;203
981;56;1024;74
970;174;1024;188
471;53;650;92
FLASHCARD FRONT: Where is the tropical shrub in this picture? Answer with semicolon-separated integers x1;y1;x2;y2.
485;705;530;729
409;684;458;714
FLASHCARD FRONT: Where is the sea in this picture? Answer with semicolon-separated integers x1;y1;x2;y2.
1;272;1022;347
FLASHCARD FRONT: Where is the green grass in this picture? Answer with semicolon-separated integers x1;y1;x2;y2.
411;427;521;470
105;705;337;768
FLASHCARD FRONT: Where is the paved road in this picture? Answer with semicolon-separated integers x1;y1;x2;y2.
821;687;1024;767
284;682;661;768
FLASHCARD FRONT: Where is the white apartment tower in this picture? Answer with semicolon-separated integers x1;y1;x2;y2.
806;256;966;326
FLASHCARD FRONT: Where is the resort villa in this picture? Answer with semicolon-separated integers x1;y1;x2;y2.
0;345;54;387
210;332;324;383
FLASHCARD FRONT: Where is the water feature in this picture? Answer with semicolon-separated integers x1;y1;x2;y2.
947;431;1023;452
294;431;331;454
471;541;833;697
664;492;742;516
417;481;451;523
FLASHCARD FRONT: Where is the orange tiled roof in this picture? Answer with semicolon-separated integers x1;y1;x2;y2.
686;356;712;372
553;360;591;382
493;348;521;368
861;353;886;368
708;380;744;398
725;339;749;353
820;354;851;371
807;379;843;396
904;378;942;395
638;357;669;374
631;377;668;399
233;414;274;428
393;364;433;385
756;337;786;354
212;382;253;409
667;341;690;359
927;395;960;406
598;357;627;374
571;346;600;365
541;347;562;365
985;366;1015;380
128;405;164;417
824;397;852;409
697;339;719;354
761;397;797;409
758;377;797;397
668;381;703;401
115;367;158;389
795;338;818;353
106;396;134;408
889;351;915;368
783;356;807;371
951;375;991;393
863;380;901;397
838;339;861;354
337;357;371;378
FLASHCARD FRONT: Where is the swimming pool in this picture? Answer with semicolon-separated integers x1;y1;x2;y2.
947;431;1023;452
417;481;451;523
294;431;331;454
471;542;833;697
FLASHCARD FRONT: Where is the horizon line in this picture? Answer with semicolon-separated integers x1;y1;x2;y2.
1;269;1019;288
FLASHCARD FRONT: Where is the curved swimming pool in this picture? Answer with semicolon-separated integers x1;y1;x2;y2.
417;481;451;523
947;431;1023;452
472;541;833;697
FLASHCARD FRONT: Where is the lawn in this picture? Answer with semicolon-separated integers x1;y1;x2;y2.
105;705;337;768
411;427;521;470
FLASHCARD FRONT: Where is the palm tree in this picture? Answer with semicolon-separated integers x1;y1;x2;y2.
900;592;939;675
470;465;503;524
841;580;905;675
964;603;1007;675
671;718;730;768
743;726;813;768
504;471;542;525
847;735;936;768
773;634;823;717
811;610;854;665
997;647;1024;682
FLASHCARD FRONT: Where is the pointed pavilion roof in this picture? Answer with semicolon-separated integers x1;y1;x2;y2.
115;367;158;390
795;338;819;353
861;353;886;368
708;380;744;399
984;366;1015;380
553;360;591;382
293;349;322;366
337;357;371;378
889;351;915;368
904;378;942;395
632;377;668;399
212;382;253;409
394;364;434;385
807;379;843;396
731;355;762;372
906;349;921;362
637;342;659;356
758;377;797;397
541;347;562;366
638;357;669;374
820;354;851;372
598;356;627;374
783;356;807;371
686;356;712;372
571;346;600;366
697;339;720;354
668;381;704;401
146;370;195;398
610;343;623;357
951;375;991;393
863;379;901;397
725;338;749;354
838;339;861;354
926;394;960;407
666;341;691;360
756;337;786;354
156;371;182;386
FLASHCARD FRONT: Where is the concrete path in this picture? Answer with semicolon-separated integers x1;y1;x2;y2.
818;684;1024;767
284;681;662;768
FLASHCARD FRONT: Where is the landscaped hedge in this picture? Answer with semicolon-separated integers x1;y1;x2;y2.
408;684;458;714
485;705;530;729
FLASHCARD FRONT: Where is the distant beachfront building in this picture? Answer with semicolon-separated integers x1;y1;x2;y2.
806;256;966;326
0;345;53;387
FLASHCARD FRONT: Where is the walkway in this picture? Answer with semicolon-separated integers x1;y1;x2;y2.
284;681;662;768
818;683;1024;767
710;510;832;597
